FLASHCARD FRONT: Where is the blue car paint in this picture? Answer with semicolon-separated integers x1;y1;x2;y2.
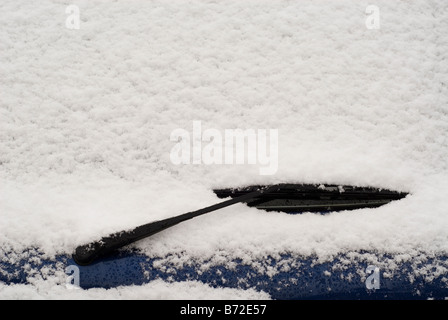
1;248;447;299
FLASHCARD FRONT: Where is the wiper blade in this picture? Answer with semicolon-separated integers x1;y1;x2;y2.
213;184;408;213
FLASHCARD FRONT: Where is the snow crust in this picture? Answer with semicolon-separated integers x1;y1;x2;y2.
1;0;447;299
0;278;270;300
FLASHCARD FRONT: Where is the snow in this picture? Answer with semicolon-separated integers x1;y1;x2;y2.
1;0;448;299
0;278;270;300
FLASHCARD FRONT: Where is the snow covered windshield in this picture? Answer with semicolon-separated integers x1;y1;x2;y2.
1;0;447;300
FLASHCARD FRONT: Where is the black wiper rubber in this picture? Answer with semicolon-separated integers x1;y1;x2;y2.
213;184;408;213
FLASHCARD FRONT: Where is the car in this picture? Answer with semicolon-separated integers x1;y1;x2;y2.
1;0;447;303
2;184;447;299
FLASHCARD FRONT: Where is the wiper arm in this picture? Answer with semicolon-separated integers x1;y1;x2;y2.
73;185;278;266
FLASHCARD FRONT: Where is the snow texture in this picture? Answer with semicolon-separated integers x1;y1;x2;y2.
1;0;448;299
0;278;270;300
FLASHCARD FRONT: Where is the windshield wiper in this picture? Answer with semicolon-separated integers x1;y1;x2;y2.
73;184;408;266
213;184;408;213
